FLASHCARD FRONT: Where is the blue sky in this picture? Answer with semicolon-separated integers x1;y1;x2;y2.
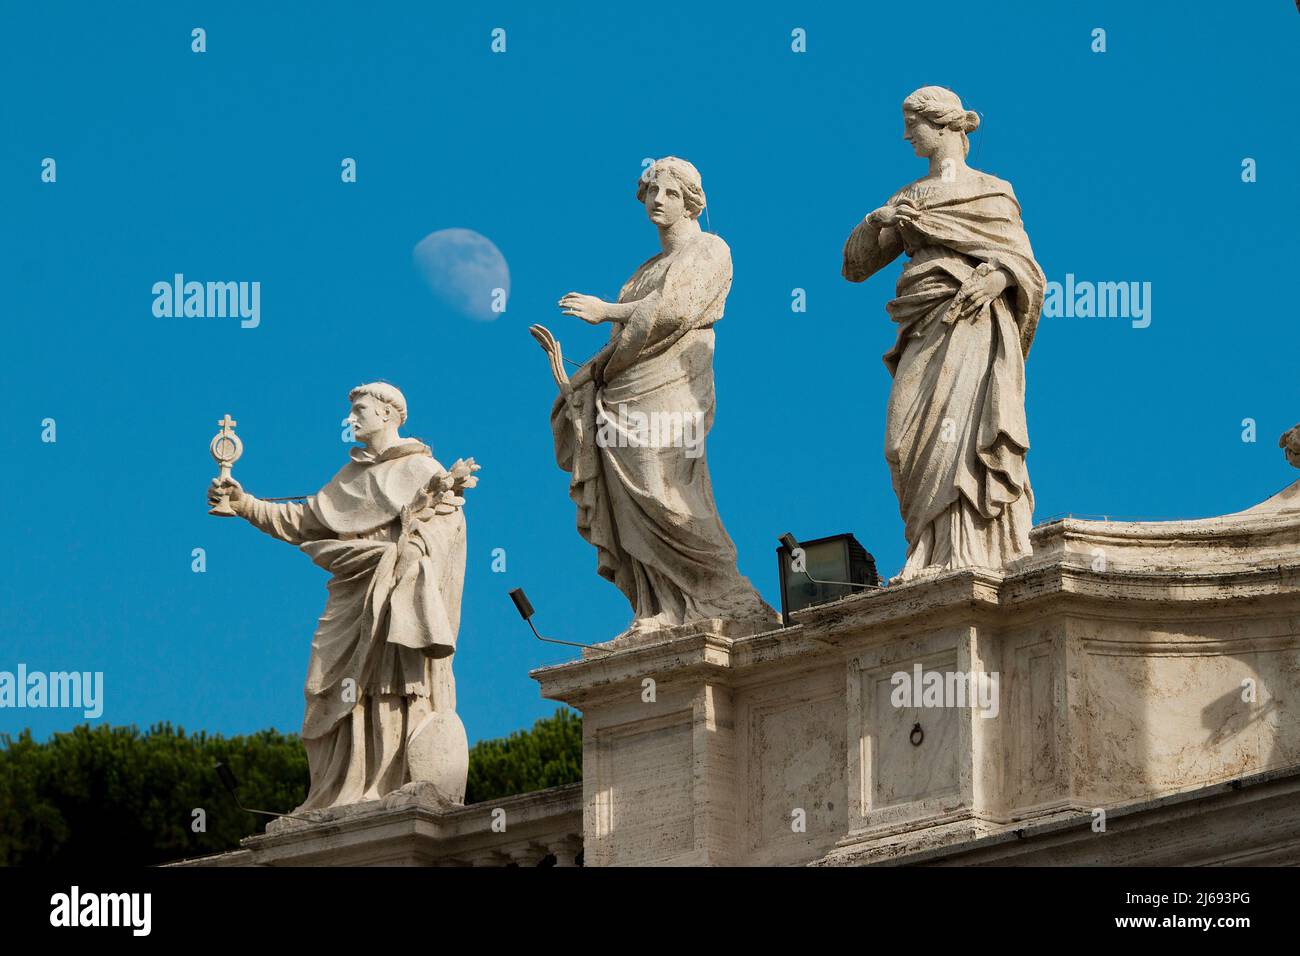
3;1;1298;745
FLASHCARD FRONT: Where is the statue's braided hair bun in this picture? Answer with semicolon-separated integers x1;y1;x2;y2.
902;86;979;156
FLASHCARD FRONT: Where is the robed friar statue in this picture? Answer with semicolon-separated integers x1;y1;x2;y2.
207;382;479;815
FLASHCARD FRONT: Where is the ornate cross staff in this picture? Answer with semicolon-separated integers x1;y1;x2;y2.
208;413;244;517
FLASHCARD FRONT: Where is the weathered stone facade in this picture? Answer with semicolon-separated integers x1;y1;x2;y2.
533;480;1300;866
178;481;1300;867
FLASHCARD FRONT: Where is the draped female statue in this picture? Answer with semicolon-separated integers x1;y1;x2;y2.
531;157;776;637
843;87;1046;581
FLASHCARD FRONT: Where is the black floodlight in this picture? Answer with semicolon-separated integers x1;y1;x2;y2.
776;532;881;626
509;587;535;620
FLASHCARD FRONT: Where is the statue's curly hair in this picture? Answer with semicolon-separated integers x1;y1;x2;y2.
636;157;706;219
1280;424;1300;468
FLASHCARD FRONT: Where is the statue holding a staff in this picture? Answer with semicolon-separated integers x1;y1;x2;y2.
206;382;479;814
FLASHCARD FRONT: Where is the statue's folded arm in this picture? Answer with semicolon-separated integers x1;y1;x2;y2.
843;218;904;283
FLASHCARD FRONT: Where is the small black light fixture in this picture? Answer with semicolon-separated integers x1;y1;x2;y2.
509;587;610;653
214;762;314;822
776;532;882;626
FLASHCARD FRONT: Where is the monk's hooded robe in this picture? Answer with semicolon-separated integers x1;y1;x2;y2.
240;438;465;810
843;172;1045;579
551;231;776;633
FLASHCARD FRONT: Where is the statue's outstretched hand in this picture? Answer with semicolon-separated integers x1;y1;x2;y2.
208;477;245;509
558;292;608;325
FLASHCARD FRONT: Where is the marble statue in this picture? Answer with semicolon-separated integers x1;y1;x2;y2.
1282;425;1300;469
206;383;479;813
842;87;1046;582
530;157;777;638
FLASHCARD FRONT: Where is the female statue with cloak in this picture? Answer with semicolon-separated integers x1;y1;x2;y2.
843;87;1046;581
531;157;776;638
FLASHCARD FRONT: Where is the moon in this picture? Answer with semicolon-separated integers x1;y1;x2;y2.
412;228;510;322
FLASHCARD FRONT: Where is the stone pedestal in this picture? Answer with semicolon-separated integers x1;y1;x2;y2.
169;784;582;867
531;481;1300;866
